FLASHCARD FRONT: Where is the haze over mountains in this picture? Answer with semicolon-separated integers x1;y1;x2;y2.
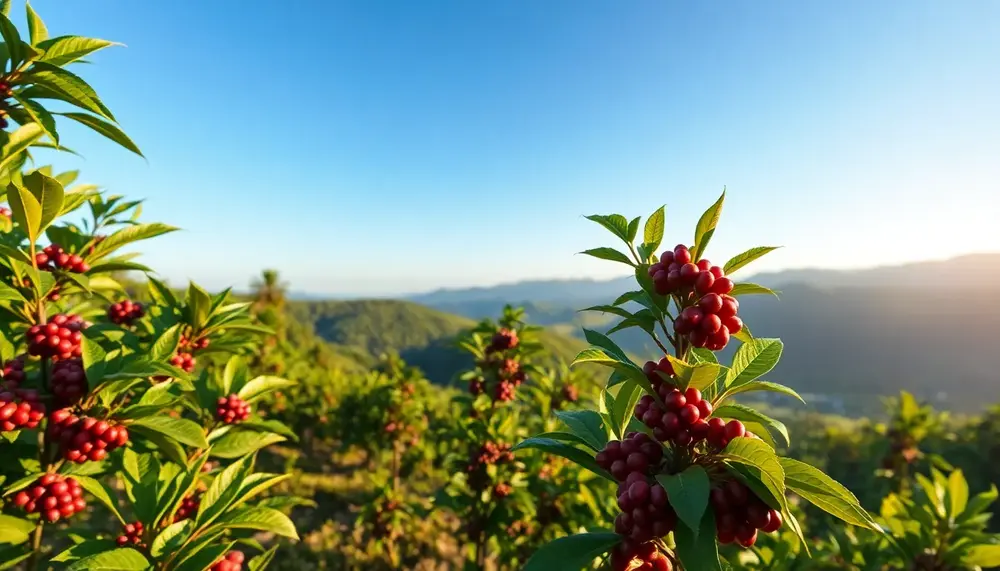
282;255;999;414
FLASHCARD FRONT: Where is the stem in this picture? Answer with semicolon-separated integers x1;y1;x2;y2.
25;522;44;571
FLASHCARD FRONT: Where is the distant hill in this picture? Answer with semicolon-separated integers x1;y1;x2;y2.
285;299;592;386
398;254;1000;412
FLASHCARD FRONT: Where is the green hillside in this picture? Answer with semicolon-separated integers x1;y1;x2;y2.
285;299;592;385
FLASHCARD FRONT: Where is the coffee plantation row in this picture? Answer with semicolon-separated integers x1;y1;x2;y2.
1;3;1000;570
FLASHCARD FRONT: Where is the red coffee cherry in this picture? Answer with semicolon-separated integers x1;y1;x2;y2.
492;482;513;499
173;493;201;522
107;300;145;326
50;359;88;407
493;379;516;402
38;244;89;273
49;411;130;463
26;314;87;360
488;328;519;353
210;551;245;571
215;394;251;424
0;388;45;431
11;474;86;522
169;352;197;373
673;245;692;265
1;356;25;387
116;521;146;547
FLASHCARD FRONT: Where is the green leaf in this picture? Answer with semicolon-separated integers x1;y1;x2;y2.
723;246;780;275
571;347;625;370
947;469;969;516
25;2;47;44
65;548;149;571
0;13;22;69
50;539;119;563
89;222;176;259
27;61;115;121
582;328;630;362
0;515;34;545
197;455;253;528
642;205;665;256
237;375;295;404
522;532;621;571
726;338;783;389
610;381;642;440
580;247;634;266
247;546;278;571
512;437;613;481
72;475;125;524
729;283;780;298
673;509;723;571
80;335;107;386
129;417;208;448
965;545;1000;568
780;457;881;531
150;520;192;558
691;190;725;261
7;182;41;242
721;380;804;404
579;304;633;319
721;437;786;508
212;506;298;539
0;1;9;16
12;95;58;144
0;281;26;302
657;465;710;535
0;123;43;174
22;171;63;231
58;112;143;158
713;404;789;447
585;213;630;243
626;216;641;242
36;35;118;66
209;430;285;459
186;282;213;328
554;410;608;451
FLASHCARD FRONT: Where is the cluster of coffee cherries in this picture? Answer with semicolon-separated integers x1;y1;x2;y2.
647;244;742;351
11;474;86;523
36;244;90;273
50;358;88;407
487;328;519;353
610;541;673;571
173;493;201;522
0;387;45;431
216;394;251;424
116;521;146;548
209;551;245;571
493;481;513;499
26;314;87;360
551;383;579;409
467;441;515;492
180;334;210;352
710;479;783;546
49;410;130;463
1;357;25;387
107;300;145;326
169;352;197;373
595;432;677;542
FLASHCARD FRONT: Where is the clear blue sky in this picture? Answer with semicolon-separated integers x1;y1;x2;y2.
29;0;1000;295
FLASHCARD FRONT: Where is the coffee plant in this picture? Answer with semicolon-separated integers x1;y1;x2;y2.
0;4;301;569
516;194;886;570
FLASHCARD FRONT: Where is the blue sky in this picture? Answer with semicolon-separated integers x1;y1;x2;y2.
28;0;1000;295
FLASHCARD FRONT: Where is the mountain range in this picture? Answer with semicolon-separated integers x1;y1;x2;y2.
285;254;1000;413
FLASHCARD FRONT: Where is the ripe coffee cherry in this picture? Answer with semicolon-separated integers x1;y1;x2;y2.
216;394;251;424
596;432;659;480
468;441;514;472
107;300;145;326
711;479;782;548
169;352;196;373
673;245;692;265
679;404;700;425
50;359;88;407
725;420;746;441
210;551;245;571
469;377;484;395
0;388;45;431
610;540;673;571
700;314;722;335
712;277;735;295
663;389;686;411
718;295;739;319
27;314;86;360
2;356;25;387
494;379;516;402
488;328;519;353
642;357;673;383
49;411;130;463
561;384;579;403
38;244;89;273
493;482;513;499
116;521;145;547
762;509;783;533
173;493;201;522
12;474;86;522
